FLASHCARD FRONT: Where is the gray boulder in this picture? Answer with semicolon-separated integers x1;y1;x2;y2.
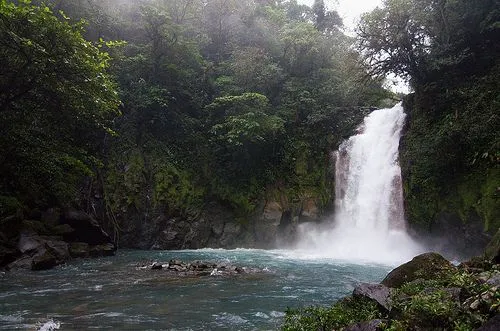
10;232;70;270
344;319;386;331
353;283;392;311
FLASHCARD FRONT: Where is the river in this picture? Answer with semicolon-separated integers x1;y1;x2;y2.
0;249;393;330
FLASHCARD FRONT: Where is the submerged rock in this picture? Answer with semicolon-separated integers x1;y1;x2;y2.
381;252;454;288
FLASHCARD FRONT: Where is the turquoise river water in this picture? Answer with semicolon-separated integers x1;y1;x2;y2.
0;249;394;330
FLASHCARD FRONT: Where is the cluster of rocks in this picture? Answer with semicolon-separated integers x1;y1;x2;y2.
342;252;500;331
138;259;268;277
1;209;115;271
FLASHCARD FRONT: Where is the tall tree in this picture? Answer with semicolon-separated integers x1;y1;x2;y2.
0;0;120;207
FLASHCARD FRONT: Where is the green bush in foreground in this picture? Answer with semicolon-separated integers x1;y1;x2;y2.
282;265;499;331
282;297;381;331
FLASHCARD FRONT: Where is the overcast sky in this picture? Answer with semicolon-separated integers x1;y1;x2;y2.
298;0;383;30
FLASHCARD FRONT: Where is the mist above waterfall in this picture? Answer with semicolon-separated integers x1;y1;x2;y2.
294;103;424;265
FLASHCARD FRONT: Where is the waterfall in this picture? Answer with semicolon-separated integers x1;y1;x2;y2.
295;103;423;265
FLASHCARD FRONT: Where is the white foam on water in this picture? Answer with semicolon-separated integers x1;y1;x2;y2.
36;319;61;331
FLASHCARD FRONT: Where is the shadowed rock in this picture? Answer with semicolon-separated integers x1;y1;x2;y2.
62;210;113;246
475;314;500;331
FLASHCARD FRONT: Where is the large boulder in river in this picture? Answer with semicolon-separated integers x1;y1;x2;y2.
61;209;113;246
381;252;455;288
9;232;70;270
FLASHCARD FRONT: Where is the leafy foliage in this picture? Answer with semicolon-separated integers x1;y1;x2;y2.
283;297;382;331
0;0;119;208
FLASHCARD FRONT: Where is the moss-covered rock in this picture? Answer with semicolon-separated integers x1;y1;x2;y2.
401;91;499;258
282;254;499;331
381;253;455;288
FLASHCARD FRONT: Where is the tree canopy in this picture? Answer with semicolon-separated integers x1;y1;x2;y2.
1;0;390;225
0;0;120;208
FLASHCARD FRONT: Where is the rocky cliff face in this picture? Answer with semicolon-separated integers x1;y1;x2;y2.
400;94;498;259
114;196;322;250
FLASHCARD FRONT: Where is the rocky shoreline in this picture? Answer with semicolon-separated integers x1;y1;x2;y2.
0;209;115;271
282;231;500;331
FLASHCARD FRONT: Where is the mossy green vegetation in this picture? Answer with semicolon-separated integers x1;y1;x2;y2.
283;297;382;331
402;84;500;234
282;257;500;331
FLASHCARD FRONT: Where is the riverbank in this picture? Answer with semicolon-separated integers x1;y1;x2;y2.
282;235;500;330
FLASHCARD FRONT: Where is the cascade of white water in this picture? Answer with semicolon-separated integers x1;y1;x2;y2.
295;103;423;265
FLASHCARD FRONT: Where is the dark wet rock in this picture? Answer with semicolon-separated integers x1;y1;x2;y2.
151;262;163;270
353;283;392;311
7;255;32;270
52;224;75;236
11;232;70;270
89;243;116;257
18;231;43;253
21;220;52;236
219;222;241;247
0;244;17;268
40;208;61;227
69;242;89;258
31;246;58;271
1;209;114;271
211;220;225;237
61;209;112;245
45;240;70;261
344;319;385;331
484;229;500;263
475;313;500;331
139;259;269;278
381;252;455;288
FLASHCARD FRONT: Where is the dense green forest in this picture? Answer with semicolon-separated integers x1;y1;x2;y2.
0;0;391;247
